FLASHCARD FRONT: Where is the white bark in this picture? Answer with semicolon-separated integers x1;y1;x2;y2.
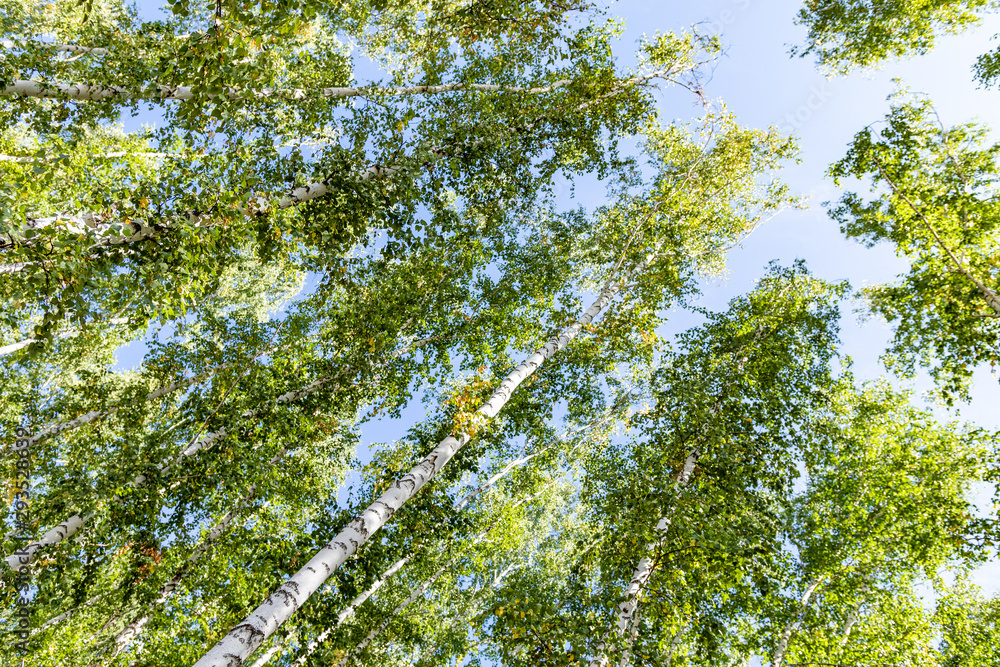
0;317;129;359
0;261;31;273
589;450;698;667
28;333;312;448
839;602;862;644
1;78;572;103
619;605;642;667
27;368;222;445
0;39;108;55
415;563;517;666
839;577;870;644
770;578;823;667
31;592;107;636
5;513;88;569
247;635;292;667
589;331;767;667
331;495;539;667
287;435;554;667
664;624;684;667
0;152;181;163
191;255;641;666
287;554;414;667
874;159;1000;315
0;338;33;356
112;447;289;655
335;556;459;667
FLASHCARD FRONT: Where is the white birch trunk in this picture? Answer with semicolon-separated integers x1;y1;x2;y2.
839;577;869;644
191;255;644;666
286;554;414;667
588;450;698;667
111;447;289;655
27;333;313;449
334;556;459;667
287;433;554;667
330;496;538;667
26;366;227;446
0;39;109;55
839;602;862;644
247;634;292;667
770;578;823;667
0;338;33;356
588;332;766;667
0;317;129;360
0;261;32;274
415;563;518;666
1;78;572;103
31;592;107;636
0;152;181;163
874;162;1000;315
664;624;684;667
619;605;642;667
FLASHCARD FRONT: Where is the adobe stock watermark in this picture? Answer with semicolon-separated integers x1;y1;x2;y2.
700;0;752;37
776;81;835;135
10;424;33;653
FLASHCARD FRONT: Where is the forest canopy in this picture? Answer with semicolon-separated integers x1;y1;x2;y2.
1;1;998;667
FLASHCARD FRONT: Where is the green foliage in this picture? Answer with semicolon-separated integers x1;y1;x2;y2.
828;98;1000;402
793;0;998;73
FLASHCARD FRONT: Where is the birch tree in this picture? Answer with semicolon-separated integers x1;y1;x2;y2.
829;99;1000;401
758;381;989;667
793;0;1000;77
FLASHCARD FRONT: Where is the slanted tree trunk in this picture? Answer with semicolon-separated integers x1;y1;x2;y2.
31;593;107;636
284;428;569;667
874;157;1000;315
0;39;109;55
5;330;433;569
0;317;129;359
408;562;520;667
1;78;574;103
191;245;657;666
588;450;698;667
331;489;546;667
771;578;824;667
108;446;290;657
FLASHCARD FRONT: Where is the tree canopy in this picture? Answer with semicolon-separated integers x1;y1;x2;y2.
2;2;999;667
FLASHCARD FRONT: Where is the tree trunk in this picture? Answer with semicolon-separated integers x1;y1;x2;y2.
0;152;180;163
287;436;559;667
588;450;698;667
4;324;435;569
770;578;823;667
618;605;642;667
0;317;129;360
1;78;574;103
287;554;415;667
110;446;289;656
0;39;109;55
191;250;651;666
31;592;107;636
331;491;541;667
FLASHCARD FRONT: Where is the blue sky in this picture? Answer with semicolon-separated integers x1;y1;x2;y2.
117;0;1000;603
